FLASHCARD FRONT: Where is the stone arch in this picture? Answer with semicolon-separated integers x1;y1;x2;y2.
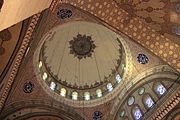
111;64;179;120
0;99;85;120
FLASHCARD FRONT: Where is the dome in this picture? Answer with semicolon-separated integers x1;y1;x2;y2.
34;21;129;107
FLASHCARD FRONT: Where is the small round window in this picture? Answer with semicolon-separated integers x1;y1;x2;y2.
119;110;125;117
139;87;145;95
128;96;135;105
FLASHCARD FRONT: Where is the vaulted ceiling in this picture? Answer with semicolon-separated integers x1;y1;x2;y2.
0;0;179;120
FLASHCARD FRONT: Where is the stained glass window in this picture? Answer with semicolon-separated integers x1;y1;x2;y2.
122;64;126;70
50;81;56;91
156;84;166;95
60;88;66;97
139;87;145;95
132;106;142;120
143;94;154;108
39;61;42;68
145;97;154;108
128;96;135;105
107;83;113;92
72;91;78;100
119;110;125;117
154;83;166;96
96;89;102;97
42;72;48;80
116;74;122;83
84;92;90;100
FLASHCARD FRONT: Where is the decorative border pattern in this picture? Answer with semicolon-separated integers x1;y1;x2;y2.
0;1;179;118
150;89;180;120
0;13;41;110
0;99;85;120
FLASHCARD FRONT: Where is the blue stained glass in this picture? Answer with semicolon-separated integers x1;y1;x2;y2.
145;97;154;108
134;109;142;120
137;54;149;64
132;106;143;120
156;84;166;95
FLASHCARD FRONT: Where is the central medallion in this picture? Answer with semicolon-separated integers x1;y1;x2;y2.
69;34;96;59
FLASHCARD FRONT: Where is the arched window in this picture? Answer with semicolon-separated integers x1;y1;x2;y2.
116;74;122;83
96;89;102;97
42;72;48;80
84;92;90;100
39;61;42;68
60;88;66;97
132;105;143;120
143;94;154;108
122;64;126;70
154;83;166;96
72;91;78;100
50;81;56;90
107;83;113;92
